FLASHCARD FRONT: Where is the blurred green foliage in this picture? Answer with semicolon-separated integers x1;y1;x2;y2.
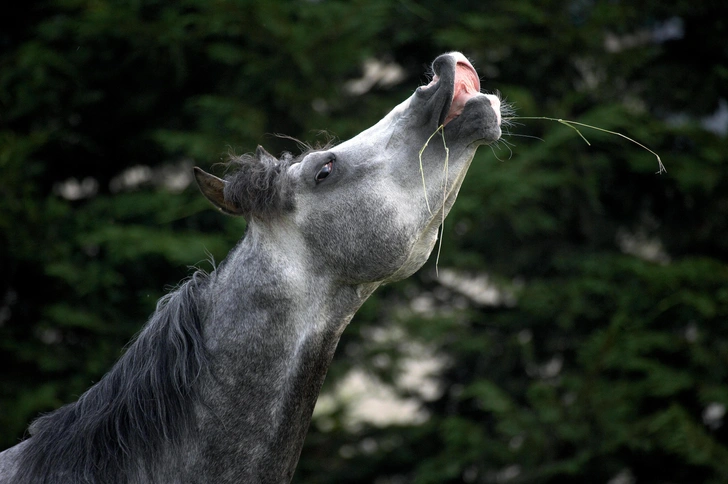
2;1;727;482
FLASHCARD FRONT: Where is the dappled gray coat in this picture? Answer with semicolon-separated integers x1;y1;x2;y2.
0;52;501;484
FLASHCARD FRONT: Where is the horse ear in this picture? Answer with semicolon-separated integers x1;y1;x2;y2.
255;145;277;164
193;167;244;216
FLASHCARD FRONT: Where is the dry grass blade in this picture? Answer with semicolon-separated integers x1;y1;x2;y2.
418;124;449;276
435;127;449;276
418;126;445;215
508;116;667;174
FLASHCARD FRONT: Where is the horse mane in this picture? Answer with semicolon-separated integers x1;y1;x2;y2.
14;270;211;484
223;151;297;220
222;138;336;220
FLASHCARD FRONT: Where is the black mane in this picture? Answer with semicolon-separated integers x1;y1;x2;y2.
14;271;211;484
223;151;297;220
223;141;335;220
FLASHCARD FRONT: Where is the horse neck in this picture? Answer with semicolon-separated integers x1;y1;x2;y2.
190;221;373;482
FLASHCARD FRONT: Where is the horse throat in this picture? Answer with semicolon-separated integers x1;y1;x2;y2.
191;231;368;482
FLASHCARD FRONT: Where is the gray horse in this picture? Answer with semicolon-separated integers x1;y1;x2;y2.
0;51;501;483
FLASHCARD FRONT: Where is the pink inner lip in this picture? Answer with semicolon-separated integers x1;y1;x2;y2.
445;61;481;125
426;59;482;125
455;60;481;93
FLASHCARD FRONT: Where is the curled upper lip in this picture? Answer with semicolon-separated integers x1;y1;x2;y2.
426;54;480;92
454;56;480;93
428;54;482;126
413;52;499;132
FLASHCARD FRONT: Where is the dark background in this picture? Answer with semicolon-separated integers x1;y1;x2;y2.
2;1;727;482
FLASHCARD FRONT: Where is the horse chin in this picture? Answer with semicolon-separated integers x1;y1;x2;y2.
381;225;440;284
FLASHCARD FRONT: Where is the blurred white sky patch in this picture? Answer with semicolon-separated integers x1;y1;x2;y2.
314;325;447;430
313;268;518;430
667;98;728;137
314;368;429;429
437;268;517;307
110;165;153;192
604;16;684;52
109;159;194;193
702;99;728;136
54;177;99;200
703;402;725;430
616;227;671;264
344;58;406;96
603;15;728;138
608;469;636;484
56;160;195;199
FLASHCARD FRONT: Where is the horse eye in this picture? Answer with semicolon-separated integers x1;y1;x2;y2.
315;161;334;182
